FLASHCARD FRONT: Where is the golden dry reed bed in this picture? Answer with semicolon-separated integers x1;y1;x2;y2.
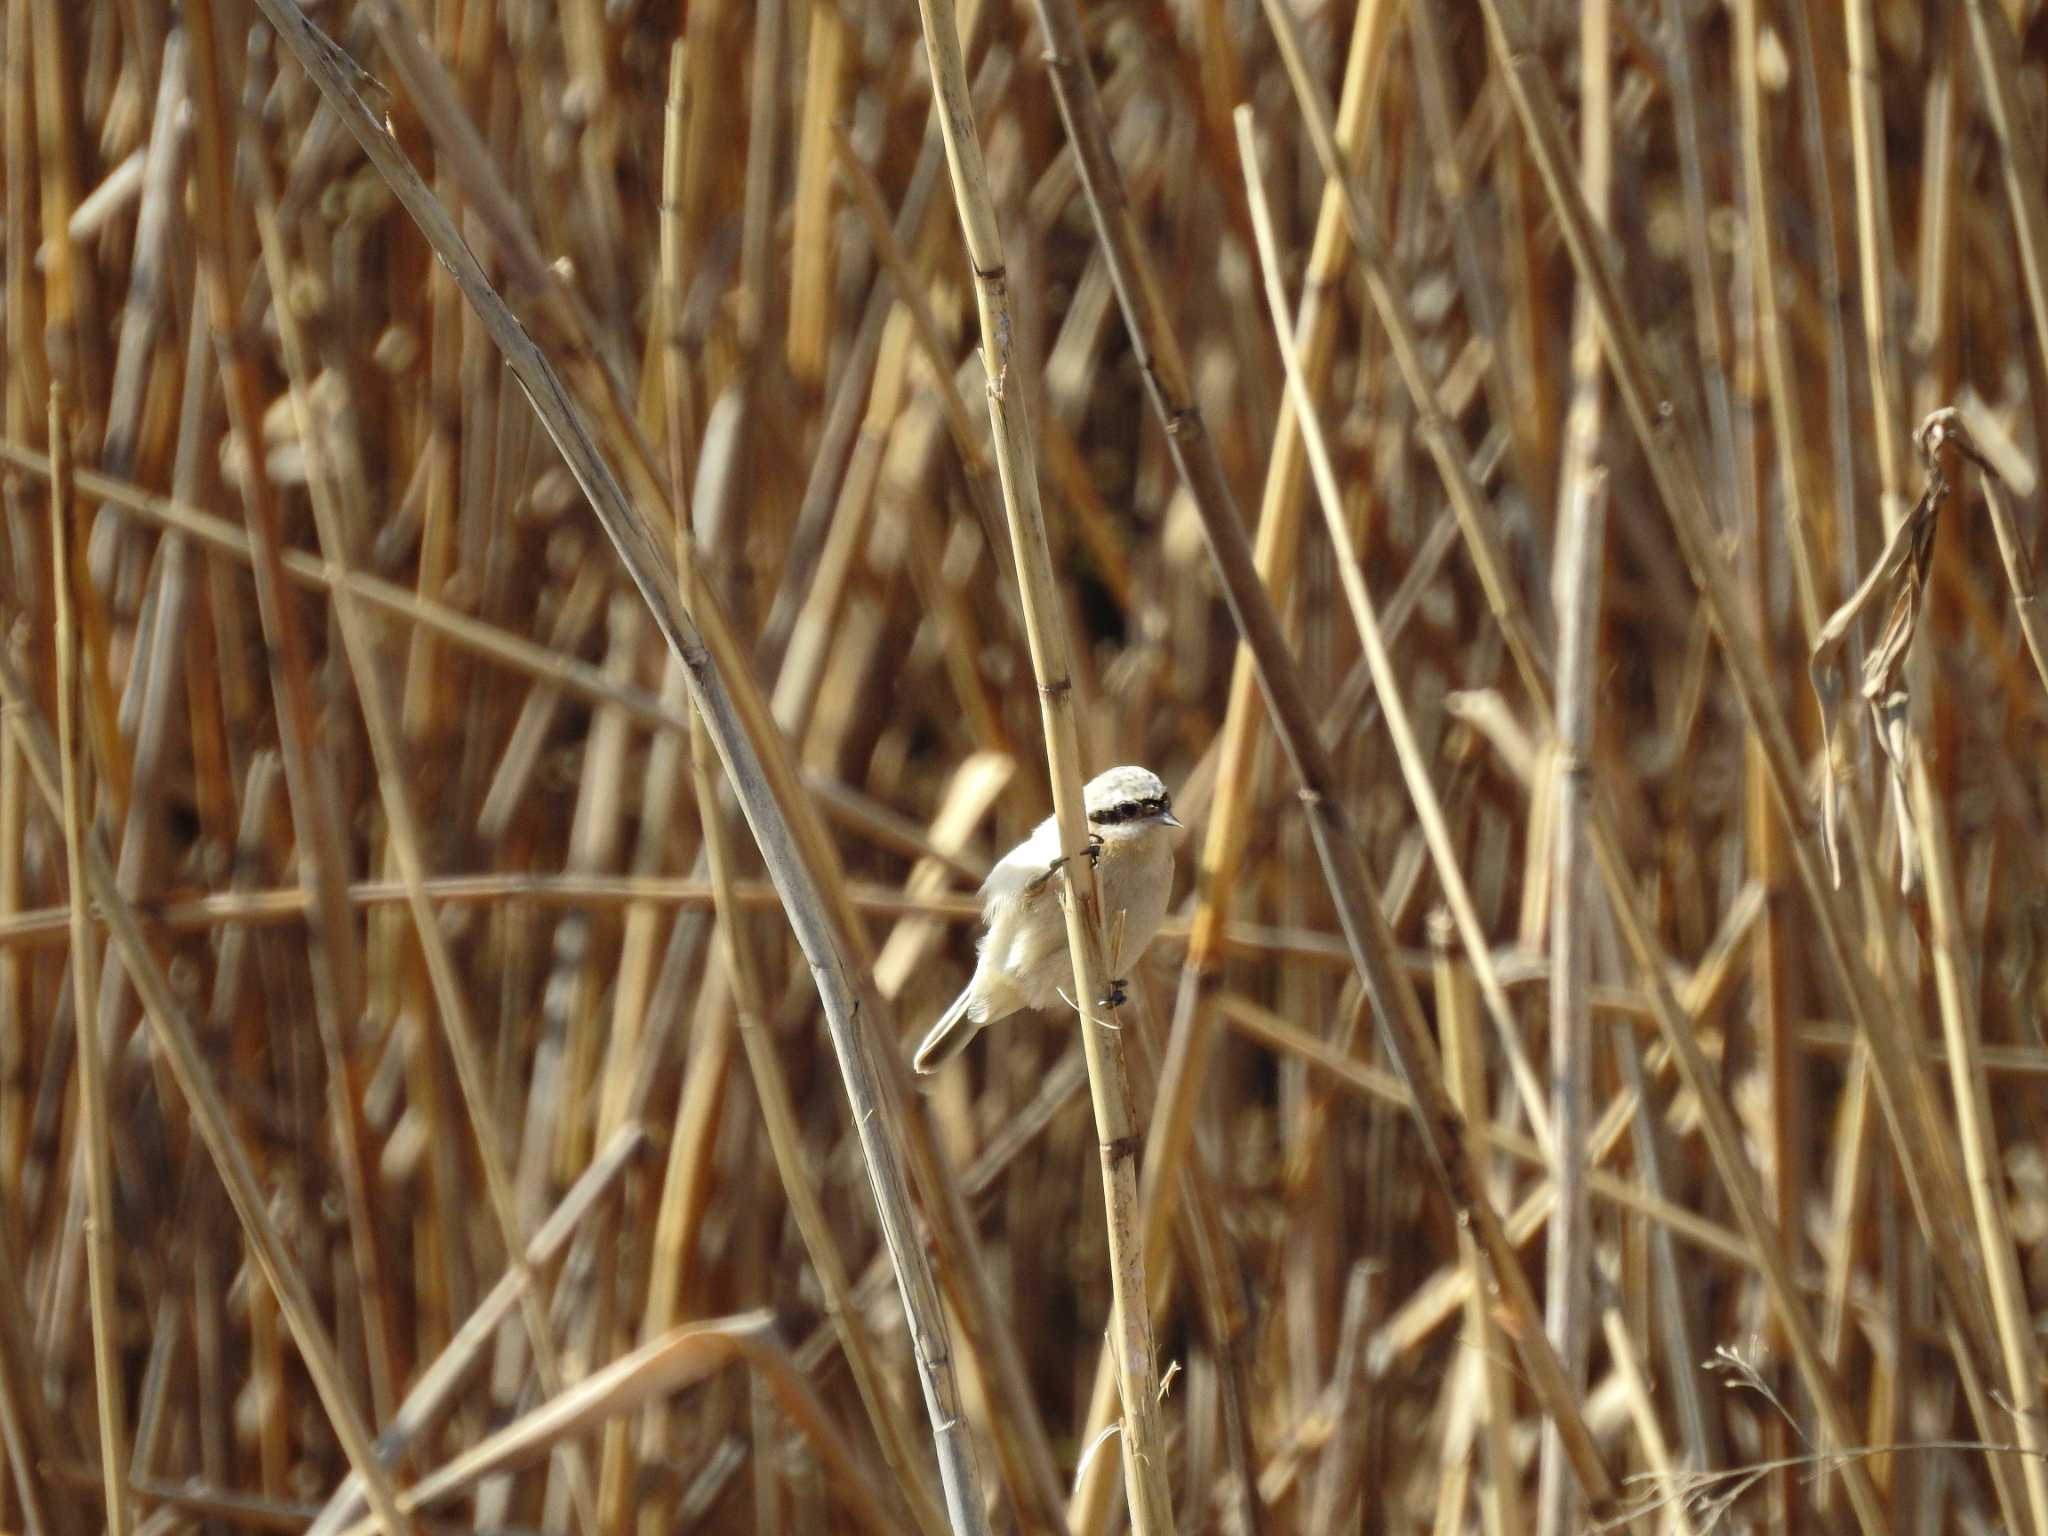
3;0;2048;1532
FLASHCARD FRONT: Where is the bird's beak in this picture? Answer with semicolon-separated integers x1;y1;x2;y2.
1162;810;1184;829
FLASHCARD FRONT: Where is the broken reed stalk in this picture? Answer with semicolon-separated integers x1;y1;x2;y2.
907;1;1176;1530
1029;0;1615;1508
247;3;994;1532
50;387;131;1536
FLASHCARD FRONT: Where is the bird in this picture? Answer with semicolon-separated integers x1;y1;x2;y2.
913;764;1183;1074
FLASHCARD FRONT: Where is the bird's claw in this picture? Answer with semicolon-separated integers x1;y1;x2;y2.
1099;978;1128;1010
1048;833;1105;877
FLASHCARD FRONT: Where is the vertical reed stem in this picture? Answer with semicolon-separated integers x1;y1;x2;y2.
907;1;1175;1527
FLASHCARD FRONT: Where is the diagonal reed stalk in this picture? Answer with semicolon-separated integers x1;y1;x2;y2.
1024;0;1617;1509
304;1127;647;1536
249;2;995;1531
1068;8;1397;1524
907;1;1175;1529
689;696;953;1536
668;82;950;1521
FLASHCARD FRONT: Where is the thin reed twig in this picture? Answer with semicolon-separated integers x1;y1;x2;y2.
49;387;130;1536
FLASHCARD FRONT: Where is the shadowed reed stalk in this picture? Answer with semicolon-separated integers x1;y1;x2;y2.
247;2;995;1532
1025;0;1616;1510
907;1;1176;1530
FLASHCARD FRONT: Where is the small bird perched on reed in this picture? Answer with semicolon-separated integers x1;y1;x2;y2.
913;765;1183;1073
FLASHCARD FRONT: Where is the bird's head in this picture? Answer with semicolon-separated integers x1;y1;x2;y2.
1083;765;1182;831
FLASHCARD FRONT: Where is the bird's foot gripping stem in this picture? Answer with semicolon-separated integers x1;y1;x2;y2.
1047;832;1104;877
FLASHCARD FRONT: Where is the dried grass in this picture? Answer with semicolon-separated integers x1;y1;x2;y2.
4;1;2048;1533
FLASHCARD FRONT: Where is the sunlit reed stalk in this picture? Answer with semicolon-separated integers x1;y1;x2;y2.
907;0;1176;1527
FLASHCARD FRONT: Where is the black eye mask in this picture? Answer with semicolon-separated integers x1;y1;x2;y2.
1091;794;1170;827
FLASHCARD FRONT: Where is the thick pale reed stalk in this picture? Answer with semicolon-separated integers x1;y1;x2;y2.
907;0;1176;1529
1537;4;1611;1530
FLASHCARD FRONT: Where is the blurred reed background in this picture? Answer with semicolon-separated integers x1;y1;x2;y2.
3;0;2048;1532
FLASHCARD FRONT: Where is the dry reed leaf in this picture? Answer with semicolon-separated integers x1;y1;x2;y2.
1809;406;2030;892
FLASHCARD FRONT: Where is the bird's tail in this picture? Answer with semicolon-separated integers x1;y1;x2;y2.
912;988;981;1074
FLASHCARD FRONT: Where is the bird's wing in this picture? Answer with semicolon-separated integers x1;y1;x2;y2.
979;809;1061;901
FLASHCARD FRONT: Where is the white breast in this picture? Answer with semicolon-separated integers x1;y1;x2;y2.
1095;825;1175;976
